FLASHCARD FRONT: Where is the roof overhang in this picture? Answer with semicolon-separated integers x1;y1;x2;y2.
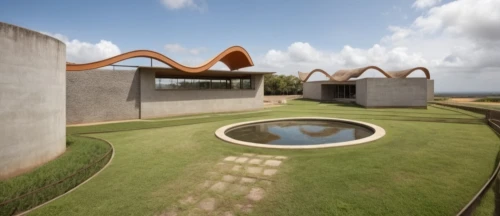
139;66;275;78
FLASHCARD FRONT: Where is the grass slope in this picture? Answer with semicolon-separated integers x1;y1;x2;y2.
0;136;111;215
28;100;500;216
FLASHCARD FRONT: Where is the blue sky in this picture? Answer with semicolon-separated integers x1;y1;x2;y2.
1;0;499;92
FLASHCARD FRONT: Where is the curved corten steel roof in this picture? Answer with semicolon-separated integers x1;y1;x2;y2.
386;67;430;79
66;46;254;72
298;66;430;82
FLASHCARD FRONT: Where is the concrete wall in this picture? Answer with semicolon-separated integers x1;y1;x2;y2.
0;22;66;179
355;79;368;106
303;82;322;100
356;78;428;108
427;79;434;101
66;69;140;124
139;70;264;118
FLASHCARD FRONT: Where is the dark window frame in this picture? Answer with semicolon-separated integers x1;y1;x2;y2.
154;75;253;90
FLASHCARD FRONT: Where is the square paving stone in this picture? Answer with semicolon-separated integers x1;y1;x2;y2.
248;158;262;165
224;156;237;162
246;167;263;174
264;160;282;167
246;188;265;201
235;157;249;163
240;177;257;184
257;155;274;158
231;165;242;172
210;181;229;192
229;184;249;195
263;169;278;176
242;153;256;157
179;196;198;205
198;197;216;211
222;175;237;182
275;156;288;160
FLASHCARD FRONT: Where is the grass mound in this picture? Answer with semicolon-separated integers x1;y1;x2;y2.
0;135;111;215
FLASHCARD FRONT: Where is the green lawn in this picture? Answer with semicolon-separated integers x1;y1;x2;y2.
21;100;500;215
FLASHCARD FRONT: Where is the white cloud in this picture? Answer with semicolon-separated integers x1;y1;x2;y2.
164;43;206;55
412;0;442;9
254;0;500;91
261;42;426;73
42;32;121;63
160;0;206;11
413;0;500;41
383;26;413;43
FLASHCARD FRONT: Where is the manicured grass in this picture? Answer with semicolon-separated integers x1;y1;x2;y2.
0;136;111;215
25;100;500;215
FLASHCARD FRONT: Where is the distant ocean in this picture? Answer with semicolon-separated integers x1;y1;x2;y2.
435;92;500;97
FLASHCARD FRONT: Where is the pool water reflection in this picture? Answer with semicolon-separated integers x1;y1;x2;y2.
225;120;374;145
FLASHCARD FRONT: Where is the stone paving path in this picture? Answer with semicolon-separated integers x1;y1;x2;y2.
159;153;287;216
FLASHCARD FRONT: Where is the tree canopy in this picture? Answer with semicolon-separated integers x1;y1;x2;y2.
264;74;303;95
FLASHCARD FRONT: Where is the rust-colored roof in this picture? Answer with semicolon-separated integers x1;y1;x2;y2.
298;66;430;82
66;46;254;72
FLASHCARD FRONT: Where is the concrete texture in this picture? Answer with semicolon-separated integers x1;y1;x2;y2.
303;78;431;108
302;82;322;100
357;78;428;107
0;22;66;179
66;69;140;124
139;69;264;119
355;79;368;107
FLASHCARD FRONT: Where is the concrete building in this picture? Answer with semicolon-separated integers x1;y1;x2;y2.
300;66;434;108
67;67;271;124
0;21;273;178
0;22;66;179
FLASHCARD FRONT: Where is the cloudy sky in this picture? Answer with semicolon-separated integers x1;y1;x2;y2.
1;0;499;92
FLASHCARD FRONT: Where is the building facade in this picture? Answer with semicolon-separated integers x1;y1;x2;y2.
300;67;434;108
67;68;270;124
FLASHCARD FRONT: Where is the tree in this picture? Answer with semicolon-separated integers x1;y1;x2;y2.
264;74;302;95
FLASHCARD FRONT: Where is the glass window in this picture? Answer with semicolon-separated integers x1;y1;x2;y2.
155;75;255;90
200;79;210;89
155;78;162;89
242;79;251;89
190;79;199;89
231;79;241;89
168;78;178;89
211;79;227;89
178;79;188;89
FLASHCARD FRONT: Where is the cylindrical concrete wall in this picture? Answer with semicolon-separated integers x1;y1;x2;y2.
0;22;66;179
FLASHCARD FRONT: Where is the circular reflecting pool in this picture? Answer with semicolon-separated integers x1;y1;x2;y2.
215;117;385;149
225;120;373;145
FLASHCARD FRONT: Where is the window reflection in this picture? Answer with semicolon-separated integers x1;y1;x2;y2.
155;77;253;90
